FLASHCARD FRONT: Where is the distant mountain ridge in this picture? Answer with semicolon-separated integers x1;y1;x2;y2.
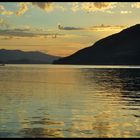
54;24;140;65
0;49;60;64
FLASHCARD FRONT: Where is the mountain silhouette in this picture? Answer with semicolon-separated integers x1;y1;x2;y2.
0;49;60;64
54;24;140;65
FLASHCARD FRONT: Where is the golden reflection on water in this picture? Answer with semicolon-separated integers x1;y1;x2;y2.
0;65;140;138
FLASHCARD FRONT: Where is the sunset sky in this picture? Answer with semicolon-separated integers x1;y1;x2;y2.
0;2;140;56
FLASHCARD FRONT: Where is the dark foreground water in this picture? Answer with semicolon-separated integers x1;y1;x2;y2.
0;65;140;138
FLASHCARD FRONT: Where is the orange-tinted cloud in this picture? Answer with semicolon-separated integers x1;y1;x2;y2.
132;2;140;8
16;3;28;16
31;2;54;12
81;2;116;12
1;11;14;16
0;4;14;16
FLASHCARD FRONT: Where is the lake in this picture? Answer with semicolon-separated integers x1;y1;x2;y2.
0;65;140;138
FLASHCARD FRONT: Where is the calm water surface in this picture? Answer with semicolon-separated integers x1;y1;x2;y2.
0;65;140;138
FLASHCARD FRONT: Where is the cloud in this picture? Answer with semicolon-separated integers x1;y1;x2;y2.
1;11;14;16
13;28;31;32
0;29;36;37
0;36;17;40
0;27;64;40
16;2;65;15
120;11;132;14
0;2;126;17
131;2;140;8
30;2;117;13
93;2;115;9
31;2;54;12
89;24;126;31
58;24;84;30
16;3;28;16
69;2;116;13
58;24;126;31
0;3;28;16
0;4;14;16
81;2;116;12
